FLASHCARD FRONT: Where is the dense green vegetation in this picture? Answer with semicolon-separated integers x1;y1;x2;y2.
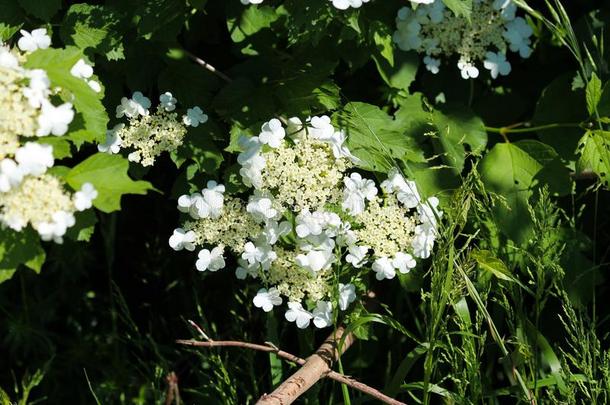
1;0;609;403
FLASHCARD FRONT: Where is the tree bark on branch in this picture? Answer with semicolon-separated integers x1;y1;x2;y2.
177;332;405;405
256;326;354;404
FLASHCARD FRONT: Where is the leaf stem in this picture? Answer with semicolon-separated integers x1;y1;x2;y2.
485;122;582;135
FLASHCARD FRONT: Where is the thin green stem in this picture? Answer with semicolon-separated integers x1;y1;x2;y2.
456;264;534;403
337;357;352;405
485;122;582;135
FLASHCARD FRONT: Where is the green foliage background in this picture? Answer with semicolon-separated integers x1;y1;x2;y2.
1;0;610;403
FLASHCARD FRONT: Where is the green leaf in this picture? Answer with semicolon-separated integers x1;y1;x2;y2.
227;5;279;43
265;314;283;386
597;82;610;118
25;47;109;146
343;312;419;344
585;72;602;115
559;227;600;307
65;210;98;242
514;140;573;196
0;2;24;41
385;344;428;397
18;0;61;20
60;4;126;60
472;249;512;281
401;382;455;398
409;164;461;202
223;164;249;195
373;50;419;90
431;105;487;172
370;21;393;66
0;228;45;284
533;74;587;159
524;320;567;394
158;60;222;108
66;154;154;213
442;0;472;19
272;58;339;115
37;136;72;159
576;130;610;188
333;102;425;172
171;127;224;173
213;77;277;126
0;386;12;405
479;143;542;243
137;0;189;41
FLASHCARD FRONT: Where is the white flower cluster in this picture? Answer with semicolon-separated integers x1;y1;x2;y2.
394;0;533;79
98;91;207;166
169;115;442;329
240;0;370;10
1;30;77;141
0;30;98;243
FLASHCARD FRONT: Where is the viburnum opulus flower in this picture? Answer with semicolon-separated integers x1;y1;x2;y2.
17;28;51;52
70;58;101;93
1;40;75;140
168;115;443;329
394;0;534;79
0;32;97;243
0;174;97;243
100;91;206;166
240;0;370;10
253;288;283;312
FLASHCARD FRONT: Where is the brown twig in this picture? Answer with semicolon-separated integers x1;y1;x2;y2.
187;319;211;341
258;291;384;404
177;339;305;365
176;337;405;405
257;326;355;404
164;371;181;405
183;49;233;83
